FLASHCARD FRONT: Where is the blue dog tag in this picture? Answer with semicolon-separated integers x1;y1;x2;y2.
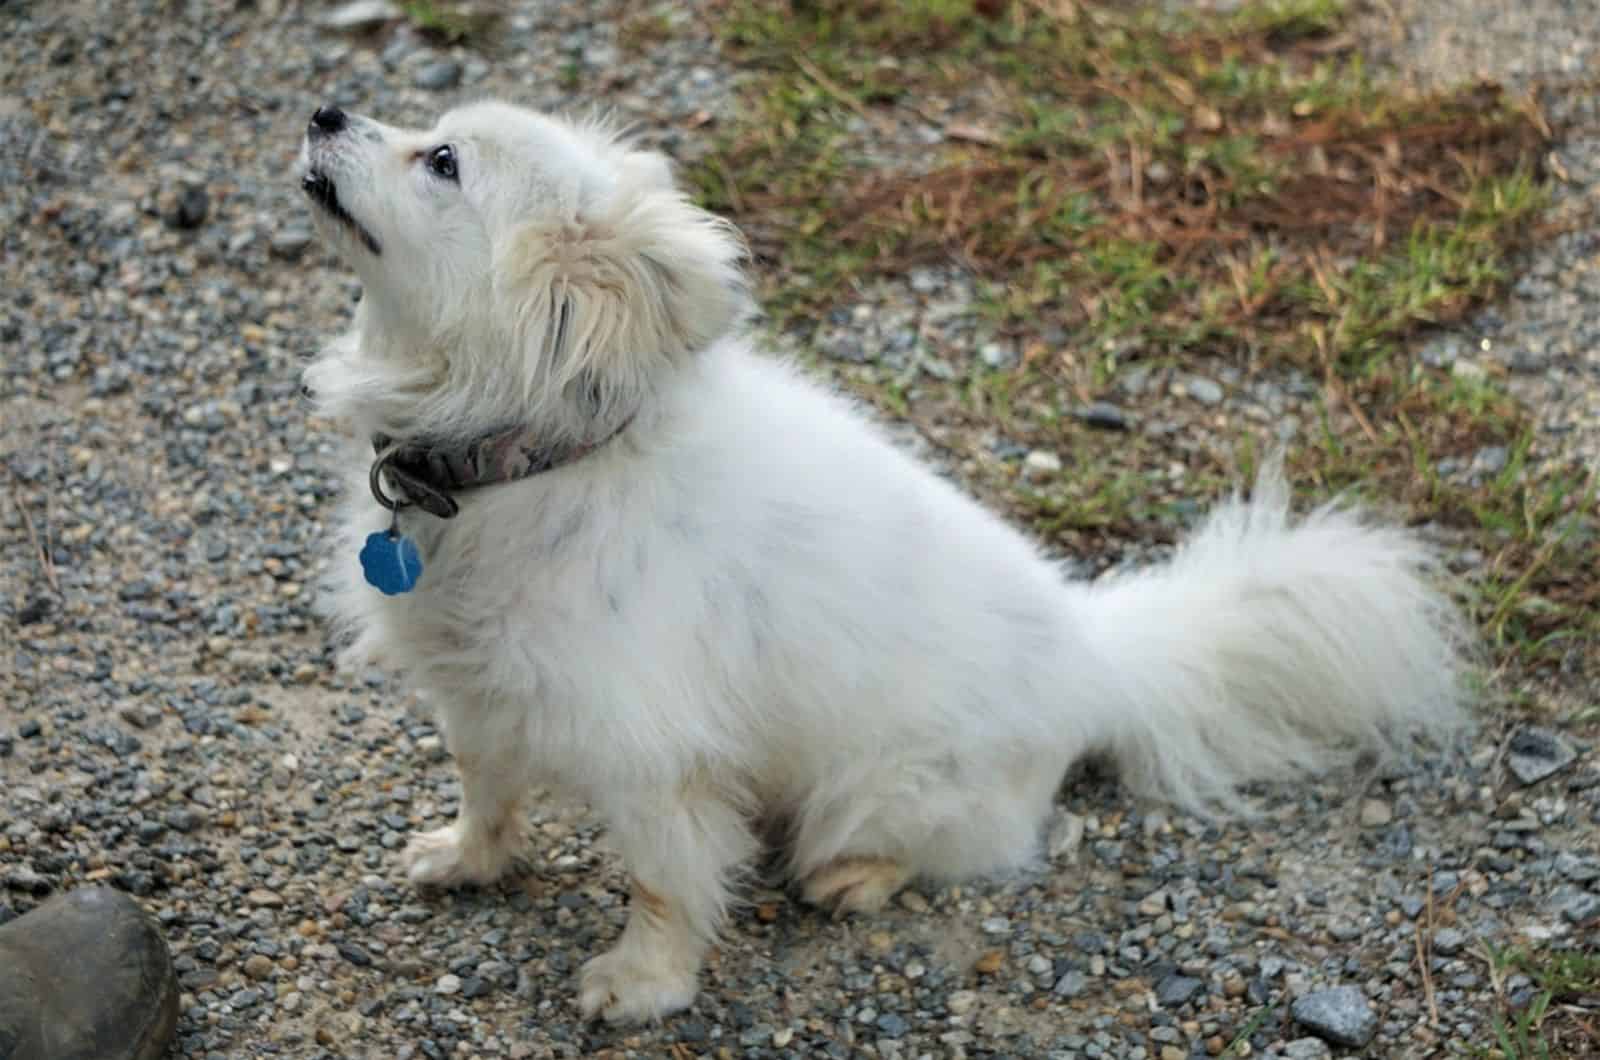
361;529;422;595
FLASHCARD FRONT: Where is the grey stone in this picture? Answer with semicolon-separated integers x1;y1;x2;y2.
1023;450;1062;482
319;0;402;31
876;1012;909;1038
1562;891;1600;924
583;42;619;68
1282;1038;1333;1060
1328;920;1363;942
1359;798;1393;828
1053;971;1088;998
1074;401;1130;431
820;333;870;363
1183;376;1224;405
1419;335;1463;366
1155;974;1203;1008
1507;726;1579;785
979;342;1016;369
270;228;314;261
117;705;158;730
414;60;463;92
1556;852;1600;883
167;183;209;230
0;885;179;1058
1471;445;1510;475
1290;986;1377;1047
337;942;373;967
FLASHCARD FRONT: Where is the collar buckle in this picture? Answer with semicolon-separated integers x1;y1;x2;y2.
367;415;635;521
369;441;460;519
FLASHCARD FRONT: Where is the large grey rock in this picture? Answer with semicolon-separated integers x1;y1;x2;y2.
0;885;178;1060
1290;986;1378;1048
1506;726;1578;785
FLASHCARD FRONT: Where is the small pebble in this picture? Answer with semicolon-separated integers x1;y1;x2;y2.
166;183;209;229
1432;927;1467;956
414;59;463;91
1183;376;1224;405
1022;449;1062;482
1359;798;1393;827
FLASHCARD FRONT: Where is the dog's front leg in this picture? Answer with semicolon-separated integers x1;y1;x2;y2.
402;743;529;888
578;781;756;1024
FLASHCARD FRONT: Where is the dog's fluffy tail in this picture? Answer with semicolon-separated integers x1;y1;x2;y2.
1071;456;1475;815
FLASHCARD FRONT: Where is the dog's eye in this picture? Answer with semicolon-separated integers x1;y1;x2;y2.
426;144;458;182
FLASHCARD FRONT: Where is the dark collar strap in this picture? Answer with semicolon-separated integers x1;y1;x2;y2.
369;416;634;519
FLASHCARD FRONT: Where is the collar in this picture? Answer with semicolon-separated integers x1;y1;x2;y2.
368;416;634;519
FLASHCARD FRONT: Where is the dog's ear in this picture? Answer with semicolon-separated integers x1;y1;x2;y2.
495;160;748;415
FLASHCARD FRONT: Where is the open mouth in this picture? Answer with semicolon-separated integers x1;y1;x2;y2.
301;169;382;256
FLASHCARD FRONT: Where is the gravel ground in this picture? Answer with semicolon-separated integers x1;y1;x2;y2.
1356;0;1600;480
3;2;1597;1059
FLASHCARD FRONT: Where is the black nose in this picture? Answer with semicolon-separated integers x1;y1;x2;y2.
309;105;347;137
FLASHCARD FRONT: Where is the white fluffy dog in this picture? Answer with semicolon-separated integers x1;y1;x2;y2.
294;98;1471;1024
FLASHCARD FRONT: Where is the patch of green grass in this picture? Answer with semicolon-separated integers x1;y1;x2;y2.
689;0;1595;674
397;0;497;46
1224;1001;1278;1055
1309;171;1548;373
619;8;676;56
1479;943;1600;1058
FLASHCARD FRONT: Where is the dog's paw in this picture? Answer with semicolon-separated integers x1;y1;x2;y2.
799;856;910;918
577;946;698;1024
401;823;514;888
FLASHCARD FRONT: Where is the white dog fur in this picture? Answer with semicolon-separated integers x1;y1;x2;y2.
295;99;1473;1024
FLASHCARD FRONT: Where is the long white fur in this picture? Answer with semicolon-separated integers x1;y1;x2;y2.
296;99;1474;1024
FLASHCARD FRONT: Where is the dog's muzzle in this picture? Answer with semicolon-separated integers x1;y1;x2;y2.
299;105;382;257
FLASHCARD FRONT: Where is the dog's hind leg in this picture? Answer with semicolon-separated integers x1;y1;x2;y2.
402;740;531;889
798;855;911;918
789;750;1063;916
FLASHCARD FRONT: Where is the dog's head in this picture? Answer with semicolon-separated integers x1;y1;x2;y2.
295;100;747;435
